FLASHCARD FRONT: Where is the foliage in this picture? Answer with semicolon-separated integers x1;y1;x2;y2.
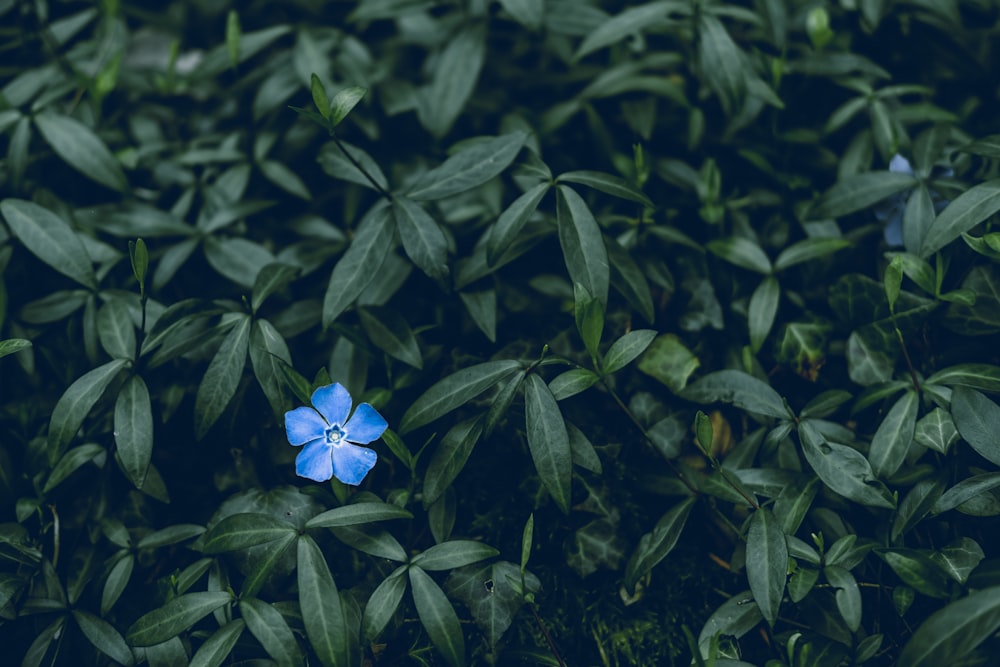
3;0;1000;665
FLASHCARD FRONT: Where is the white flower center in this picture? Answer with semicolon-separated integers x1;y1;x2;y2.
325;424;347;446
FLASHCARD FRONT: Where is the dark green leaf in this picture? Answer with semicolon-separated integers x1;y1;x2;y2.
411;540;500;572
298;535;347;667
126;592;233;646
423;418;484;507
445;561;540;651
409;566;465;667
331;526;407;562
926;364;1000;393
934;473;1000;515
417;23;485;137
305;502;413;529
194;316;250;439
548;368;600;401
1;199;97;289
524;374;572;513
931;538;984;585
240;598;304;667
358;305;423;368
798;421;895;509
322;203;394;327
487;183;549;266
393;197;450;281
606;237;656;323
0;338;31;359
556;185;609;306
575;1;682;60
603;329;657;375
951;386;1000;467
101;554;134;615
317;141;389;191
98;299;136;360
73;609;135;666
329;86;367;127
746;508;787;626
251;263;299;313
189;619;245;667
773;238;851;272
921;179;1000;257
706;236;772;275
868;389;918;478
34;112;127;191
876;548;952;599
249;319;293;418
458;289;496;342
201;513;296;553
400;361;522;433
363;568;407;640
115;375;154;489
573;282;604;359
637;334;700;393
49;359;128;459
623;497;694;593
809;172;917;220
913;407;959;454
44;443;104;493
558;170;653;207
697;593;763;659
680;370;789;419
409;133;527;201
748;277;780;353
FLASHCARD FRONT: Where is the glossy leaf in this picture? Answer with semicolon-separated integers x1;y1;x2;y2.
748;276;780;353
951;386;1000;466
44;443;105;493
487;182;549;266
418;23;485;137
424;418;484;507
126;592;234;646
524;374;572;513
189;619;245;667
194;316;250;439
400;361;522;433
98;299;136;360
49;359;129;459
921;179;1000;257
411;540;500;572
799;421;895;509
298;535;347;667
306;502;413;529
200;513;296;553
680;370;789;420
240;598;304;667
558;170;653;207
824;565;861;632
363;567;407;640
746;507;787;626
115;375;154;489
868;389;918;478
73;609;135;666
409;566;465;667
706;236;772;275
603;329;657;375
556;185;609;306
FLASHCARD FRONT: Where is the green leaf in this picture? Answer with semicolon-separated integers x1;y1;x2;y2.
1;199;97;289
568;422;602;473
249;318;293;418
331;526;407;562
697;592;763;659
203;237;276;288
358;305;423;368
868;389;918;478
884;255;904;312
458;289;496;342
698;13;749;115
706;236;772;275
498;0;544;29
137;525;206;550
424;418;484;507
393;197;450;281
115;375;154;489
189;619;245;667
934;473;1000;515
809;171;917;220
0;338;31;359
892;477;946;542
951;386;1000;467
306;502;413;529
251;263;299;313
323;202;394;327
913;407;959;454
34;112;127;191
44;443;104;493
310;73;330;120
200;513;296;553
317;141;389;191
573;282;604;359
408;133;527;201
926;364;1000;393
194;316;250;439
417;23;485;137
49;359;129;459
444;561;540;652
921;179;1000;257
773;238;852;272
846;329;895;386
363;567;407;640
680;370;789;420
824;565;861;633
98;299;136;361
524;374;572;513
606;237;656;323
773;476;820;535
73;609;135;666
127;591;233;646
558;170;653;208
548;368;600;401
483;371;525;438
623;497;695;593
101;554;134;615
798;421;895;509
637;334;700;393
411;540;500;572
748;277;780;353
225;10;241;68
400;360;522;433
409;566;465;667
603;329;657;375
746;508;787;627
298;535;347;667
556;185;609;306
931;538;985;585
240;598;304;667
575;1;682;60
487;183;549;267
329;86;367;127
903;183;936;255
876;548;952;599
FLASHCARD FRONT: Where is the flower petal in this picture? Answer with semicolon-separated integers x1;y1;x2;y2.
285;407;327;446
331;443;377;486
345;403;388;445
889;154;913;174
296;440;334;482
312;383;352;426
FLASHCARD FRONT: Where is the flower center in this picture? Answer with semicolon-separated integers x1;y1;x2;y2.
325;424;347;446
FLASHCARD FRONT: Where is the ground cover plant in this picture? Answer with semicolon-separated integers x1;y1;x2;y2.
3;0;1000;665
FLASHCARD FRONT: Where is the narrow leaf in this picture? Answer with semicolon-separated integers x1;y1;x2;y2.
1;199;97;289
557;185;609;306
126;592;233;646
34;112;127;191
400;361;522;433
746;508;787;626
194;317;250;439
115;375;154;489
868;389;918;478
323;202;394;327
408;133;527;201
393;198;450;281
524;374;572;513
409;566;465;667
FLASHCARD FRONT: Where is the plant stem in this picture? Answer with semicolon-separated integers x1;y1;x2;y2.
331;133;393;200
531;604;567;667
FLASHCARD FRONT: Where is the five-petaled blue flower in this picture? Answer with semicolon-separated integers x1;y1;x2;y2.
285;383;387;485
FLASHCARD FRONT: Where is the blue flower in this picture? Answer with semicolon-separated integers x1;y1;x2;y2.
874;154;951;248
284;383;387;485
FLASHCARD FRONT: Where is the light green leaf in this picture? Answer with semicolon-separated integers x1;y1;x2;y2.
409;566;465;667
189;619;245;667
298;535;347;667
809;171;917;220
926;364;1000;393
115;375;153;489
194;316;250;439
524;374;572;513
548;368;600;401
556;185;609;306
707;236;772;275
748;277;780;353
921;179;1000;257
200;513;296;554
951;386;1000;467
73;609;135;666
323;202;394;326
240;598;304;667
746;508;787;626
98;298;136;360
49;359;129;459
330;86;367;127
310;73;330;120
913;407;959;454
305;502;413;529
680;370;789;419
393;198;449;281
868;389;918;478
0;338;31;359
126;592;233;646
400;361;522;433
408;133;527;201
34;112;127;191
603;329;657;375
1;199;97;289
